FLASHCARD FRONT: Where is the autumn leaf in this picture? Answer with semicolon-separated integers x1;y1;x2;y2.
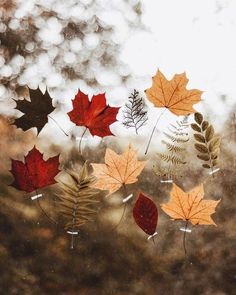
145;70;202;116
191;112;221;172
91;145;146;194
13;88;55;133
10;146;60;193
133;192;158;235
67;90;120;137
161;183;220;225
57;162;100;231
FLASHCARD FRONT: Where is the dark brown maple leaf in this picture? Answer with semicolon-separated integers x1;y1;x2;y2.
13;88;55;133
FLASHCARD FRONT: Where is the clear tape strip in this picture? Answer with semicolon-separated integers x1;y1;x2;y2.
179;227;192;233
31;194;43;200
67;231;79;235
122;194;133;203
147;232;158;240
208;168;220;175
160;180;173;183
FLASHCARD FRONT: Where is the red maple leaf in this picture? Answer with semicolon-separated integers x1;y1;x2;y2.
10;146;60;193
67;90;120;137
133;192;158;235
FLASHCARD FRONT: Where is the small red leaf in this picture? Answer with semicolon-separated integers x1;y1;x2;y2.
10;146;60;193
67;90;120;137
133;192;158;235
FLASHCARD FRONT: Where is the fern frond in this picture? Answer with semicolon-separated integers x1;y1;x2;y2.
154;118;189;180
57;163;100;232
153;165;178;180
168;128;188;137
157;153;186;165
176;121;188;129
163;132;189;143
161;140;185;152
122;89;148;134
153;165;173;178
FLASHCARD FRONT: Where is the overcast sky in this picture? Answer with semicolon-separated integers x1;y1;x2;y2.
122;0;236;118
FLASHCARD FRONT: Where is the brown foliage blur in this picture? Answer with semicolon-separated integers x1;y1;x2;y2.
0;114;236;295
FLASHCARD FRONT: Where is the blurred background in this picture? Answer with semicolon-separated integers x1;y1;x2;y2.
1;0;236;294
0;114;236;295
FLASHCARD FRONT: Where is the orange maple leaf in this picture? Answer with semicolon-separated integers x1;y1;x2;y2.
145;70;202;116
91;145;146;194
161;183;220;225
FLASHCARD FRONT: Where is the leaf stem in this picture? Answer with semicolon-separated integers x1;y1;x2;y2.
112;203;127;231
48;115;69;137
122;183;128;197
201;126;215;178
70;233;74;250
167;150;174;180
183;220;189;257
152;236;156;245
70;202;78;249
25;161;58;226
111;184;128;231
145;109;166;155
79;127;88;155
36;194;58;225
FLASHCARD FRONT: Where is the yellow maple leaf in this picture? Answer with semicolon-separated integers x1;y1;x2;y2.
161;183;220;225
145;70;202;116
91;145;146;194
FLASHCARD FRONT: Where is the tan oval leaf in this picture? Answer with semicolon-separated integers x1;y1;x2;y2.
202;121;209;131
202;164;211;169
209;137;221;152
197;154;210;161
205;125;215;142
195;143;208;154
194;134;205;143
191;123;201;132
194;112;203;125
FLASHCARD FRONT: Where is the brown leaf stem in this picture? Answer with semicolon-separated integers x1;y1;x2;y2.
111;184;128;231
145;108;166;155
25;161;58;226
79;127;88;155
48;115;69;137
183;220;189;257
